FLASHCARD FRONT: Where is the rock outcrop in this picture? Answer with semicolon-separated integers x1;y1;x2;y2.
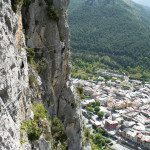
0;0;30;149
0;0;82;149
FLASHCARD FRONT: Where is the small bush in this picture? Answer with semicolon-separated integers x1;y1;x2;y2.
93;133;106;147
21;120;42;141
94;106;100;114
26;48;47;73
91;102;96;107
76;86;83;95
32;103;48;121
97;111;104;119
86;106;94;113
21;103;48;141
26;48;39;71
122;84;130;90
96;128;108;136
26;48;36;65
105;138;111;143
95;101;100;106
51;117;67;148
47;7;59;21
84;128;91;139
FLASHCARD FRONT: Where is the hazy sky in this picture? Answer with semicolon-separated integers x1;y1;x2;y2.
132;0;150;7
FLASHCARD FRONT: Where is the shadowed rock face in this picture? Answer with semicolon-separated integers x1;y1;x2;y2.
0;0;82;149
26;0;82;149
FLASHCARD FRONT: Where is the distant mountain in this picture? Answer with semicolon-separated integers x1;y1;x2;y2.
132;0;150;7
69;0;150;71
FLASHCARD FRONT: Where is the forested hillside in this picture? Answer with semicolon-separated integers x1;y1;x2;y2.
69;0;150;81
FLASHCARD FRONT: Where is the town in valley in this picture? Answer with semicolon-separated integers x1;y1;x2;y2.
73;72;150;150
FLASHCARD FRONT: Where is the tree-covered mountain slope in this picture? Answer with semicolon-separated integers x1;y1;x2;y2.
69;0;150;81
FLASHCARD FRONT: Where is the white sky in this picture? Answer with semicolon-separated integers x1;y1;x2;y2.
132;0;150;7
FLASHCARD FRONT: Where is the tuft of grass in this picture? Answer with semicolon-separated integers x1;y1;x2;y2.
32;103;48;121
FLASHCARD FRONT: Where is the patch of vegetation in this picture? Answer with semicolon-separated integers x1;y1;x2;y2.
97;111;104;119
51;117;68;149
76;85;92;101
76;85;87;100
26;48;47;74
90;101;101;107
95;128;108;137
21;120;42;141
26;48;37;69
71;50;150;82
85;101;102;115
76;85;83;95
83;127;110;150
29;75;38;88
11;0;31;12
70;0;150;82
95;101;101;106
32;103;48;121
21;103;48;141
86;106;94;113
44;0;59;21
94;106;100;114
121;84;130;90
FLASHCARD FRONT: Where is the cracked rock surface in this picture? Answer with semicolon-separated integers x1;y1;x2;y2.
0;0;30;150
0;0;82;149
26;0;82;149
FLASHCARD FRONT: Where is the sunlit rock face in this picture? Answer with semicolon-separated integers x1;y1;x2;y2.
0;0;29;149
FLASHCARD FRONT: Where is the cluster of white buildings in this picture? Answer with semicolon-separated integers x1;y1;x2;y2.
73;77;150;150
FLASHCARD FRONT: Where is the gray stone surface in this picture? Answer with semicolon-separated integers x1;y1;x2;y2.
0;0;82;149
33;138;51;150
26;0;82;149
0;0;30;149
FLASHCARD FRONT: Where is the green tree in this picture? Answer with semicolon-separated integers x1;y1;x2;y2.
94;106;100;114
98;111;104;119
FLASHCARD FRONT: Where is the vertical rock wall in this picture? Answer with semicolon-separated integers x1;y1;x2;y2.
0;0;30;149
0;0;82;149
26;0;82;149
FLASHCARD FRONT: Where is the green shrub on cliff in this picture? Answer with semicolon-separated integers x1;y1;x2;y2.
21;120;42;141
21;103;48;141
51;117;68;149
11;0;31;12
44;0;59;21
32;103;48;121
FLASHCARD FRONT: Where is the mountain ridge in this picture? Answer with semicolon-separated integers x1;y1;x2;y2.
69;0;150;67
69;0;150;81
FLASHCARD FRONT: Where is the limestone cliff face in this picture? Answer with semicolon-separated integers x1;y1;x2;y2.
0;0;30;149
0;0;82;150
